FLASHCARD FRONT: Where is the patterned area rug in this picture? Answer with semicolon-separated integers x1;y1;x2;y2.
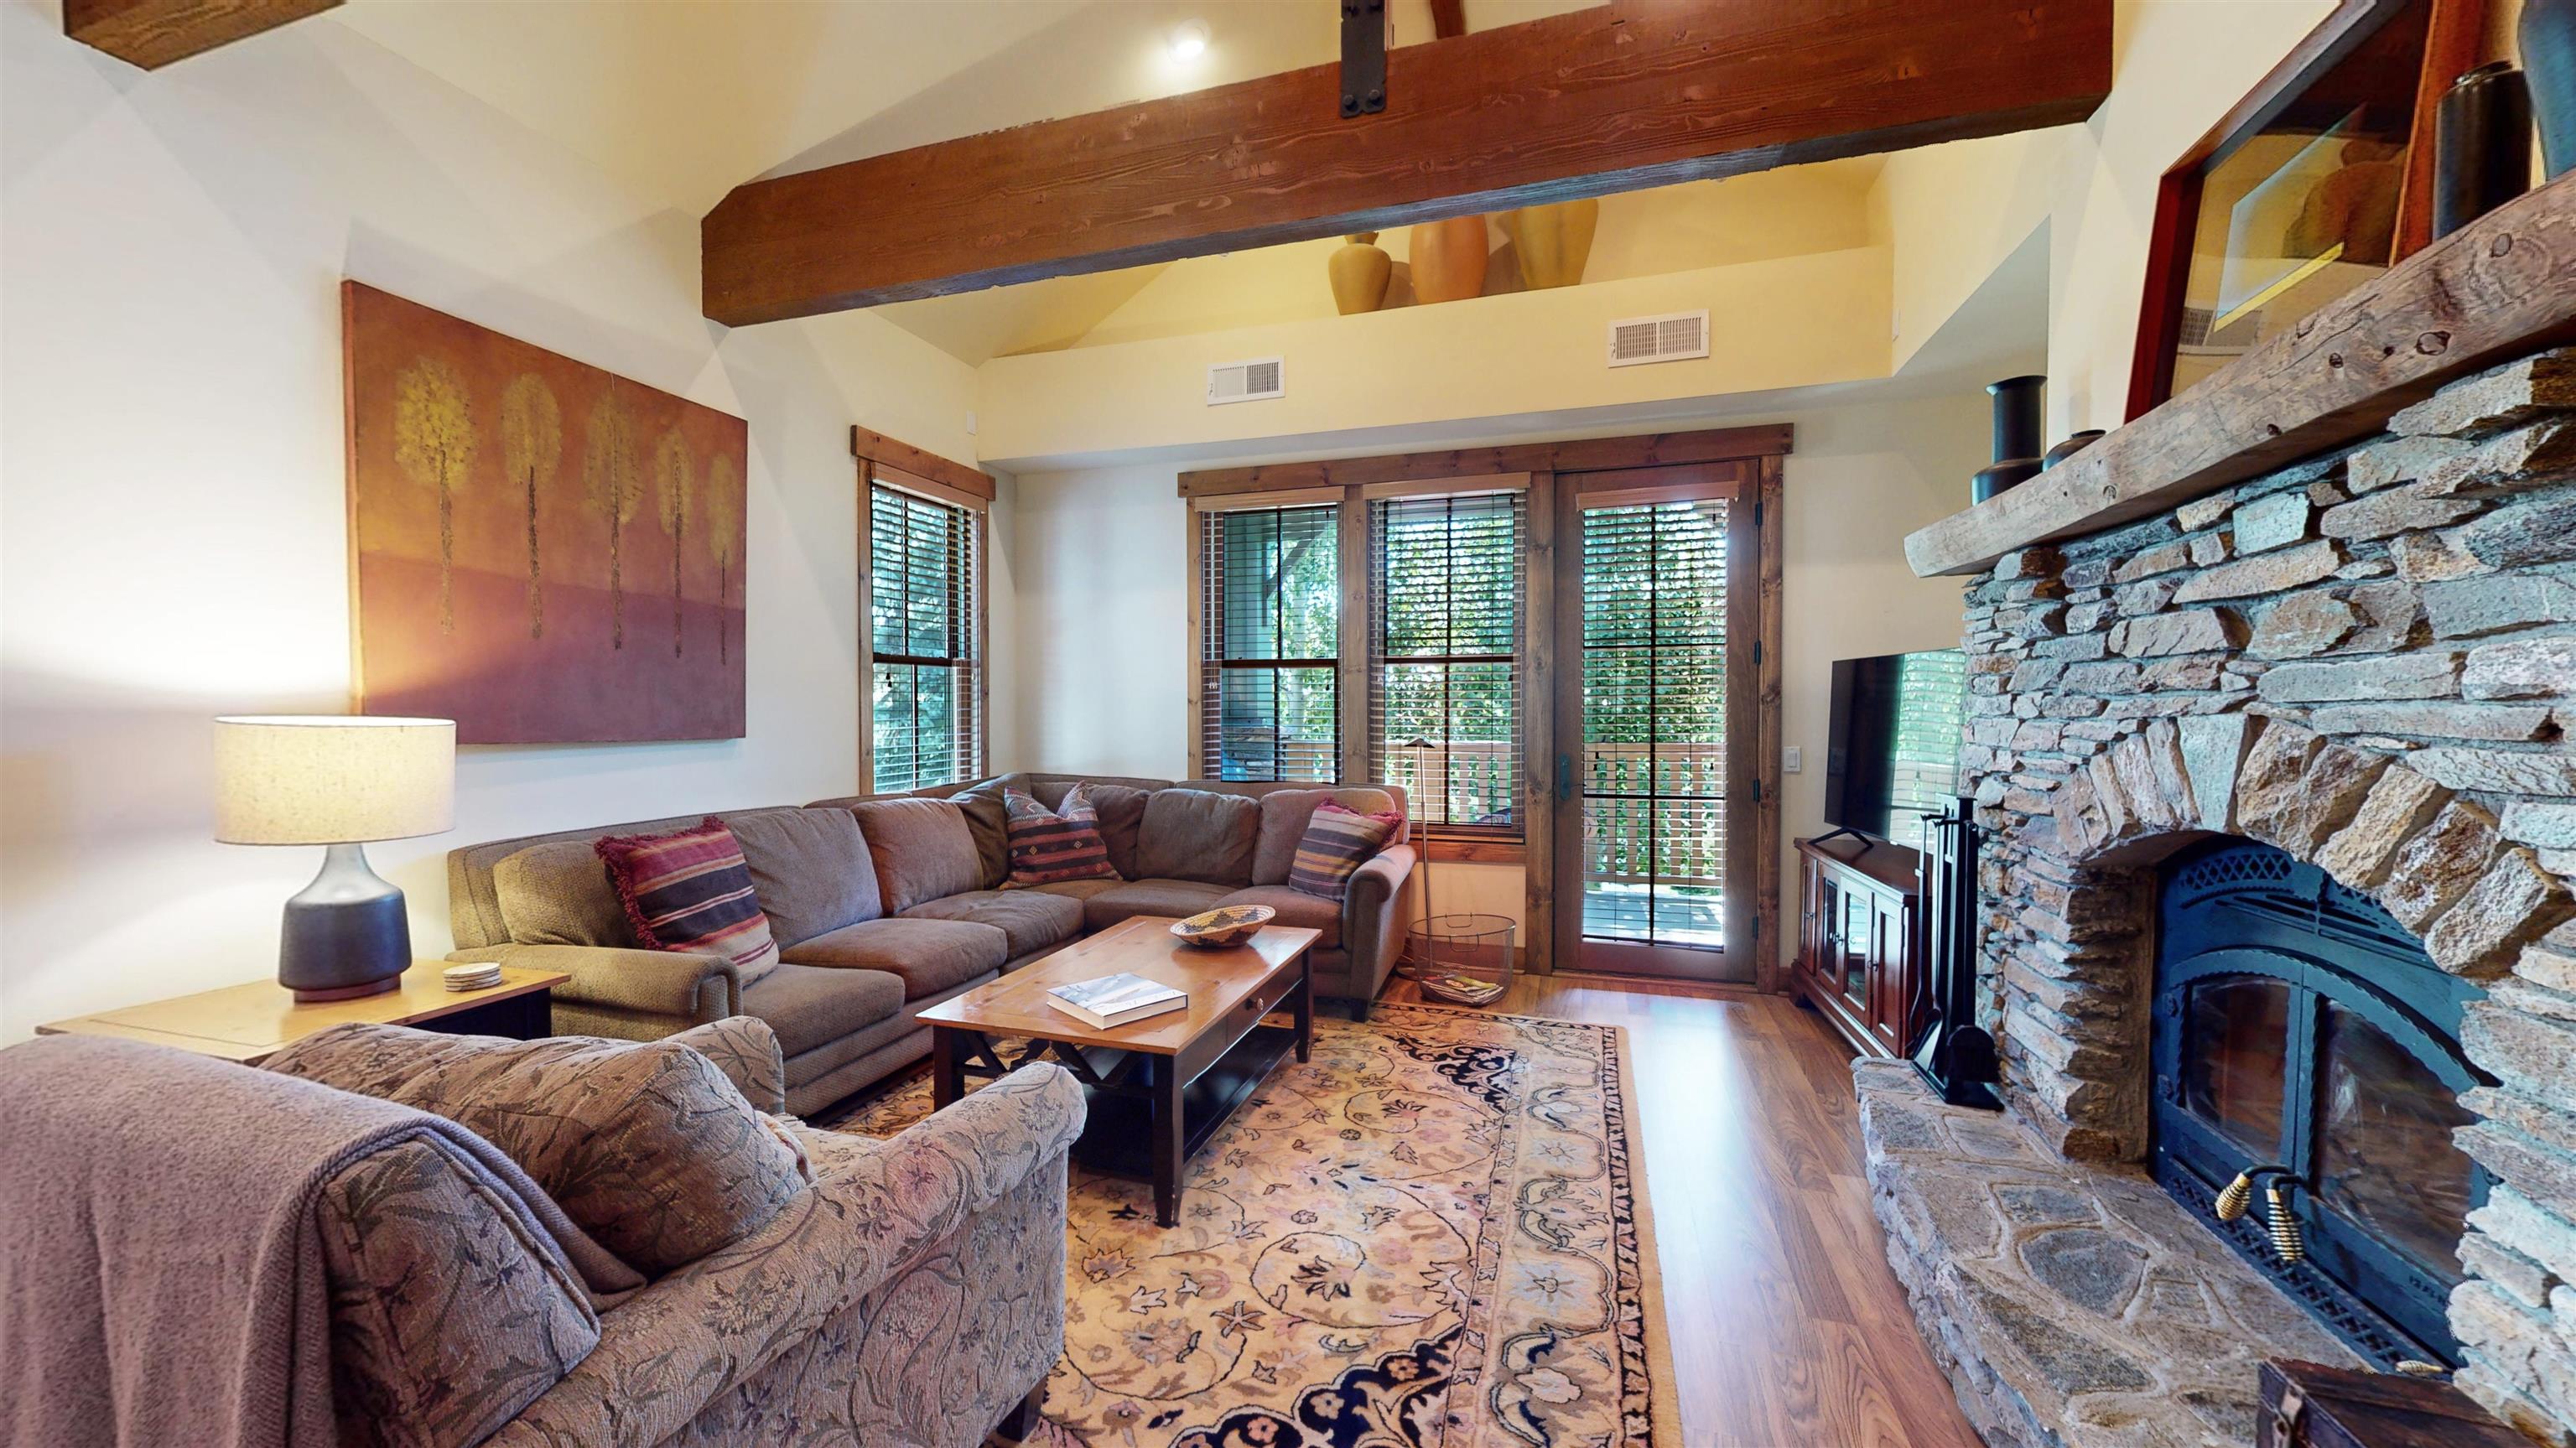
828;1003;1679;1447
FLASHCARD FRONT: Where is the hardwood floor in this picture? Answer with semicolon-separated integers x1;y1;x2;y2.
1379;973;1982;1448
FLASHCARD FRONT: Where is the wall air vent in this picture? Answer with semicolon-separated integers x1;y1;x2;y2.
1607;310;1711;367
1207;357;1285;405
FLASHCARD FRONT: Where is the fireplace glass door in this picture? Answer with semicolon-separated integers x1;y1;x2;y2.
2152;838;2490;1368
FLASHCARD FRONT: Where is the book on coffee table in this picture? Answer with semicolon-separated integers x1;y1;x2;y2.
1044;972;1188;1029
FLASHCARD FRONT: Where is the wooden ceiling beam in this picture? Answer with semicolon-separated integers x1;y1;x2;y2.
64;0;340;69
702;0;2111;327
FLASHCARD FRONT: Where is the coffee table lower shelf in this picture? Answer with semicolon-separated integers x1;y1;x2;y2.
928;1011;1309;1227
1069;1023;1298;1182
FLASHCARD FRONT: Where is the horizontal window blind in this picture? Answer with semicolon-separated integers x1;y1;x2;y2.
1199;503;1338;782
1580;496;1727;947
1368;491;1524;833
870;482;982;792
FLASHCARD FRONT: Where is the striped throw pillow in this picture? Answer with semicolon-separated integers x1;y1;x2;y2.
1289;801;1402;900
594;818;781;985
1003;785;1119;885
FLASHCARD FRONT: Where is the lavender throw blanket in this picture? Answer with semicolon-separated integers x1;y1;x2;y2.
0;1035;640;1448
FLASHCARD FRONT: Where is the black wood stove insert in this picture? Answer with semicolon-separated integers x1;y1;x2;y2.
2151;838;2493;1368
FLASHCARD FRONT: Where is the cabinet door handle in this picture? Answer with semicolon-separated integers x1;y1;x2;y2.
1555;753;1574;802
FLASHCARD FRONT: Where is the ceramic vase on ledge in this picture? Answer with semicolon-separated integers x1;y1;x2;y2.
1971;375;2047;504
1503;198;1599;289
1409;215;1489;304
1328;233;1393;314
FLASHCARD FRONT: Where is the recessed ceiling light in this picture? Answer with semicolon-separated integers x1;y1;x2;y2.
1169;20;1210;60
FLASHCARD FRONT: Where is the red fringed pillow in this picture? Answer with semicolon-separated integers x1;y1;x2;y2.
1289;801;1402;900
594;817;781;984
1003;785;1120;885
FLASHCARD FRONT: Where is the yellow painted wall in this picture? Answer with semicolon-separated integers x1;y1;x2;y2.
1871;0;2343;434
977;246;1891;465
1056;163;1884;355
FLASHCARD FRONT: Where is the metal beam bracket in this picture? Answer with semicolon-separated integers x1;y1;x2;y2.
1340;0;1387;117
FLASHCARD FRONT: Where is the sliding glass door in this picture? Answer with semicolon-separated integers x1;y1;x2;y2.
1550;464;1758;982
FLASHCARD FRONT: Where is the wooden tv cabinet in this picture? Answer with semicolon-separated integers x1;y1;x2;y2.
1791;835;1924;1060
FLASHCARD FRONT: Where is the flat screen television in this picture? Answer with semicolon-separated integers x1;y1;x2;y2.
1824;649;1968;848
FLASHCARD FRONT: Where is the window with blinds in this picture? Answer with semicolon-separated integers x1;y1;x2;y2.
1369;491;1524;833
1581;496;1729;945
1198;503;1338;781
870;483;982;792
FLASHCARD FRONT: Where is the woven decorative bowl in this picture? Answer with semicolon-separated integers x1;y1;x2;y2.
1171;904;1275;948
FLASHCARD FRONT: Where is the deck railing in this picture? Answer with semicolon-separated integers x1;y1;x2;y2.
1216;734;1727;889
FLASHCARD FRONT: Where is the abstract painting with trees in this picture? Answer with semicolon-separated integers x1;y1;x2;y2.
342;282;747;743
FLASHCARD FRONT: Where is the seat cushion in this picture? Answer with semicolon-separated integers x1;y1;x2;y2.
1030;877;1124;902
1134;788;1261;886
847;798;986;914
726;808;881;947
740;961;906;1059
266;1022;809;1277
901;889;1085;958
492;839;636;948
1216;885;1343;951
779;916;1010;999
1079;877;1233;932
1251;787;1405;885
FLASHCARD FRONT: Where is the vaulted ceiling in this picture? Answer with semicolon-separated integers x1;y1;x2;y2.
322;0;1603;361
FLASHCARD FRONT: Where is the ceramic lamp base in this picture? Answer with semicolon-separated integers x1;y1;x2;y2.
279;842;411;1003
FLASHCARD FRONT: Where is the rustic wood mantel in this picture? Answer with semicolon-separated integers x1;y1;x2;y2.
1904;169;2576;579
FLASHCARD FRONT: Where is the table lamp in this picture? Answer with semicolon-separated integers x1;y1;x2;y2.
214;715;455;1001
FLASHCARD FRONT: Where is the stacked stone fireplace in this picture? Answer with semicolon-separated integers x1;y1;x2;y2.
1859;348;2576;1448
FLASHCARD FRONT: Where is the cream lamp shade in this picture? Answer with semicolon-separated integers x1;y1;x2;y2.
213;716;456;846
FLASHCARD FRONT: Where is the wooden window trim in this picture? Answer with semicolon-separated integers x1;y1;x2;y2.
855;439;990;797
1365;485;1529;843
1176;430;1789;991
1193;499;1344;784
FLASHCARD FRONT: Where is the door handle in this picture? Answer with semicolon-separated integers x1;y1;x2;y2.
1555;753;1574;802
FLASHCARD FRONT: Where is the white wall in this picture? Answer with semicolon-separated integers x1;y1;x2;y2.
1004;390;1983;977
0;6;979;1037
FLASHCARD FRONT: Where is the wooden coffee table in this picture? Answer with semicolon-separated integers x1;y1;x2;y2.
916;914;1320;1226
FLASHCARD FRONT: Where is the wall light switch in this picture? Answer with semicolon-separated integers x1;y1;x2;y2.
1783;745;1803;774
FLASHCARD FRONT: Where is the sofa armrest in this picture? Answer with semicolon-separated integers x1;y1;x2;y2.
488;1063;1088;1448
491;943;741;1025
1340;843;1418;1001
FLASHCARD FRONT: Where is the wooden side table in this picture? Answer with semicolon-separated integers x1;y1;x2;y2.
35;962;568;1064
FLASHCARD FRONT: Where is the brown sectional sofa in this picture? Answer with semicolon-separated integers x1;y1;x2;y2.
448;773;1416;1117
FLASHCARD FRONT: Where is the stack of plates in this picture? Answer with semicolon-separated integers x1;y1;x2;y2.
443;963;502;993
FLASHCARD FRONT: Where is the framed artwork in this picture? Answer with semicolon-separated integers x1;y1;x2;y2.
2126;0;2486;420
342;281;748;743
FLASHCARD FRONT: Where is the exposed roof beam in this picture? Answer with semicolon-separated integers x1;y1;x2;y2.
701;0;2112;327
64;0;340;69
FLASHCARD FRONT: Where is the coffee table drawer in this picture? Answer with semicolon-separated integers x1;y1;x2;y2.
1233;964;1301;1025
